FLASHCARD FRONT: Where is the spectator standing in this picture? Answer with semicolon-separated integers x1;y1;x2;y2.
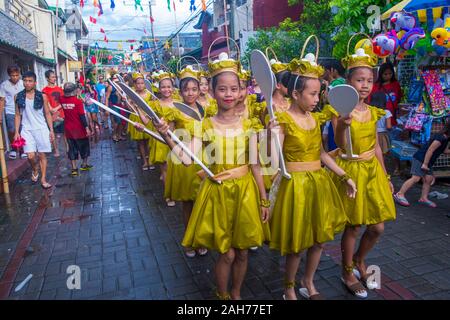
14;71;54;189
59;82;92;176
42;70;65;157
0;65;25;159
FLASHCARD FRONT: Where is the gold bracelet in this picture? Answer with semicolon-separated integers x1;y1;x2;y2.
386;174;391;181
340;173;350;182
261;198;271;208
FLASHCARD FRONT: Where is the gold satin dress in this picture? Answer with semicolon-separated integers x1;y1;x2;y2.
163;107;203;202
331;106;396;226
148;100;176;165
127;91;154;141
269;109;348;256
182;118;270;253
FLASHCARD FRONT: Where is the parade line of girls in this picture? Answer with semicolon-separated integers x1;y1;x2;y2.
114;34;396;300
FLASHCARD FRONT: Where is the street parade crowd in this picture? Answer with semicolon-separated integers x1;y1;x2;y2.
1;34;449;301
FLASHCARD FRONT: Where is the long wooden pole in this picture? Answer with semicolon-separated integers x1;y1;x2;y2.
0;123;10;194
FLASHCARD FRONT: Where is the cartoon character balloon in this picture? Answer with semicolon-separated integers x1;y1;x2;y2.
390;11;417;32
372;31;400;57
400;28;426;51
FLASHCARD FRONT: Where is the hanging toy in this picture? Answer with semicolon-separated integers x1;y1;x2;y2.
189;0;196;12
390;11;417;32
372;31;400;57
399;28;426;51
431;14;450;49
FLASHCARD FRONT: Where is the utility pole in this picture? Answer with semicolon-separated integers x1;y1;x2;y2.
229;0;235;41
148;1;158;68
173;9;181;58
55;0;61;85
223;0;230;54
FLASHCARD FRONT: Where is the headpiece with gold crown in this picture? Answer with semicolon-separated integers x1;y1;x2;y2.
132;72;144;81
178;65;200;81
176;56;201;81
152;70;172;83
198;70;210;79
287;35;324;79
341;33;378;70
265;47;288;74
207;37;240;77
238;67;251;81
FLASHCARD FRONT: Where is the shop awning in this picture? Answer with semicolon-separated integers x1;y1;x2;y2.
381;0;450;21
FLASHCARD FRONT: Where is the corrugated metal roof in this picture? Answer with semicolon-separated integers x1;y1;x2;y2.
0;38;55;66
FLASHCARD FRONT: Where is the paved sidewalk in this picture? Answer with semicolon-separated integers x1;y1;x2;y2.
0;132;449;300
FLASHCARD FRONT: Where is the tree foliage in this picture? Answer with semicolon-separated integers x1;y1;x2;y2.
248;0;405;60
245;0;334;63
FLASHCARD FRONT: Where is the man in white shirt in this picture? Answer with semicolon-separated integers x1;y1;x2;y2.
0;65;25;159
14;71;54;189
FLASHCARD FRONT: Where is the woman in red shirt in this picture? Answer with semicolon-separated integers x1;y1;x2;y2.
369;62;403;126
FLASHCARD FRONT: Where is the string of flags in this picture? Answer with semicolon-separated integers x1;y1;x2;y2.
189;0;196;12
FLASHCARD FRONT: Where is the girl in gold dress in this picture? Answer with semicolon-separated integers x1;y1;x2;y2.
269;47;357;300
334;47;396;298
155;53;270;300
127;73;154;170
197;72;218;117
135;71;177;207
261;59;292;191
164;66;208;258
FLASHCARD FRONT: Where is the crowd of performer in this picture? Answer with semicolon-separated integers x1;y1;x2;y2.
2;34;450;301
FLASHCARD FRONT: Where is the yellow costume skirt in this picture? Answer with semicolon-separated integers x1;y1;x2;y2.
270;167;347;256
149;138;169;165
164;156;201;201
128;114;148;141
182;168;270;253
332;156;396;226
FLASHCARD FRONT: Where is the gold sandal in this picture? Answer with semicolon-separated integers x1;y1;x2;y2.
215;290;231;300
341;263;368;299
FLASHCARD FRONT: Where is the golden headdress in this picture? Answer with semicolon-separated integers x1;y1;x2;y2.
238;67;251;81
208;52;240;77
132;72;144;81
152;70;172;83
270;59;288;74
341;33;378;70
198;70;210;79
287;35;324;79
178;65;200;81
208;37;240;77
265;47;287;74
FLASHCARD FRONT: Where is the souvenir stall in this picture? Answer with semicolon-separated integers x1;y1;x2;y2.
377;0;450;177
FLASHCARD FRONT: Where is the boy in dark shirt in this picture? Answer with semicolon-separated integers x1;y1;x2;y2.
394;125;450;208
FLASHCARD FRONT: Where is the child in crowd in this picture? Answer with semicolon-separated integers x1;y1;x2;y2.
394;125;450;208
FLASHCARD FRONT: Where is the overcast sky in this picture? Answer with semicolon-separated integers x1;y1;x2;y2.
48;0;203;50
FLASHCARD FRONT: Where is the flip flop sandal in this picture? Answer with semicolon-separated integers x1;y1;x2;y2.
31;172;39;183
166;200;176;207
298;287;325;300
394;193;410;207
41;182;52;190
418;199;437;208
196;248;208;256
142;165;149;171
185;249;196;258
353;268;379;290
340;278;368;299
